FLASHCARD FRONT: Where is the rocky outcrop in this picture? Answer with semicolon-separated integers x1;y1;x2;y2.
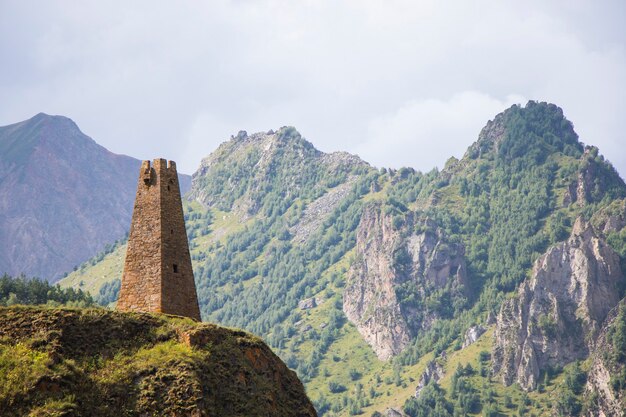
463;108;507;159
492;218;625;390
462;325;486;349
563;148;626;207
343;203;467;360
563;153;598;206
343;203;411;360
290;176;357;243
584;301;626;417
384;407;408;417
415;360;445;398
591;198;626;235
299;298;317;310
0;306;317;417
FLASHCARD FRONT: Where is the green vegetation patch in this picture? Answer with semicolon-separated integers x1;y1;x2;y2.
0;306;315;417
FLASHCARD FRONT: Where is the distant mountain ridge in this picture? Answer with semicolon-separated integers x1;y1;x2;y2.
0;113;190;281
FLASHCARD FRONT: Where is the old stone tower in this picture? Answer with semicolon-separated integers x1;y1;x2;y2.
117;159;201;321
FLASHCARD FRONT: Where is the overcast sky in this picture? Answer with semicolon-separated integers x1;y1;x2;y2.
1;1;624;177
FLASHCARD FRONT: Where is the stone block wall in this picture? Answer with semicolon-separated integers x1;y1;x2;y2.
117;159;201;321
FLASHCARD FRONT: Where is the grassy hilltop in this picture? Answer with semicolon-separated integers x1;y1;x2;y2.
0;306;316;417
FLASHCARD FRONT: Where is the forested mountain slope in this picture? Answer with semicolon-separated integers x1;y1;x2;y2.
62;102;626;416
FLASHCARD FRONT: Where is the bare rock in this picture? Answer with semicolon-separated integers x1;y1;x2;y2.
415;360;445;398
290;176;357;243
343;203;467;360
462;325;486;349
492;218;624;390
298;298;317;310
463;111;507;159
584;300;626;417
563;147;626;207
385;407;408;417
591;198;626;235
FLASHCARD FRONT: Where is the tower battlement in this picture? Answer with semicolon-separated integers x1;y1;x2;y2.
117;158;201;321
140;159;178;183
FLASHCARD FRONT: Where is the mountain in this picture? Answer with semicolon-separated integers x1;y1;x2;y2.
0;306;316;416
493;217;623;390
61;102;626;416
0;113;191;281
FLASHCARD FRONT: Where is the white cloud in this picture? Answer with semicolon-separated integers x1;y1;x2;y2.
0;0;623;177
356;92;526;171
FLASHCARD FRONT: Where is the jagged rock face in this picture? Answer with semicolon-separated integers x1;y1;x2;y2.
563;148;626;207
343;204;411;360
463;110;507;159
415;360;445;398
343;203;467;360
592;198;626;235
584;301;626;417
462;325;486;349
492;218;624;390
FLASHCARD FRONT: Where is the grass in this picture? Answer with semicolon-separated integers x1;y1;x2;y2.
27;396;78;417
57;243;126;299
0;341;50;400
0;306;316;417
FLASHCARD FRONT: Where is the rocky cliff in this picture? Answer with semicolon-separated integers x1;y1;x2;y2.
563;147;626;207
584;301;626;417
492;218;625;390
344;202;467;360
0;306;316;417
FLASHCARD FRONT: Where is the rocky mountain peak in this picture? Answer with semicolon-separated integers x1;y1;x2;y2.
464;101;582;163
189;126;369;217
31;112;78;126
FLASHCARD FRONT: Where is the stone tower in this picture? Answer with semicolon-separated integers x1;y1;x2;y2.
117;159;201;321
